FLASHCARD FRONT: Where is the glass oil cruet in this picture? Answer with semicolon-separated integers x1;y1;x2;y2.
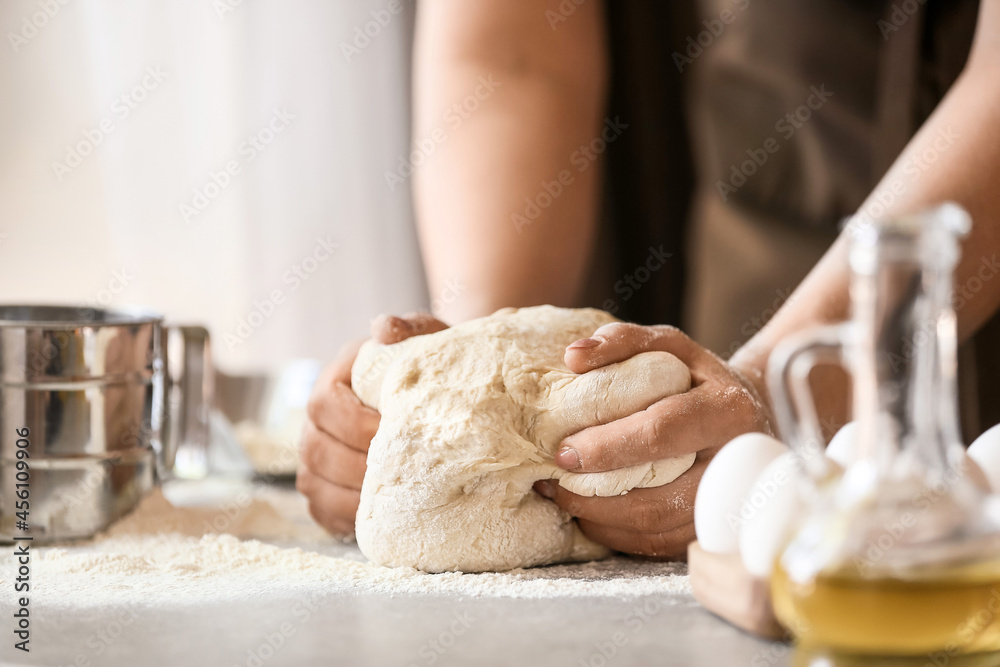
767;203;1000;656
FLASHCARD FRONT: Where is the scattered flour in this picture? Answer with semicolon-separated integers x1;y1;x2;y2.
0;484;691;609
233;420;300;476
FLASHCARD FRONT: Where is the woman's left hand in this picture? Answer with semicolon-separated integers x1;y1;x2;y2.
533;322;774;558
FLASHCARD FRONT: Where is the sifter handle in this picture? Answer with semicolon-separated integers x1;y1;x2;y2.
160;325;213;479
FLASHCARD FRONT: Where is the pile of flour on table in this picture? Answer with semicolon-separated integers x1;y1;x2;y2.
0;482;691;607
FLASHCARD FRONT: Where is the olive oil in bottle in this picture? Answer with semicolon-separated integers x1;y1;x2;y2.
772;559;1000;655
766;205;1000;658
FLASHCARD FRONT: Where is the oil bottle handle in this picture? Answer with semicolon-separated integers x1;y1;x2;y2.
766;324;851;481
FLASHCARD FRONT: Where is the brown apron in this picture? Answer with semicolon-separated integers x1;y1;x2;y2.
587;0;996;438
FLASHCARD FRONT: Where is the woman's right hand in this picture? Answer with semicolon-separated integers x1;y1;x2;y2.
297;313;447;535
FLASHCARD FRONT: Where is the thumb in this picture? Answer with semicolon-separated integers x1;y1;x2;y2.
371;312;448;345
564;322;698;374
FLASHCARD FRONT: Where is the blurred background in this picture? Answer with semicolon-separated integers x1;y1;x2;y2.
3;0;995;463
0;0;426;375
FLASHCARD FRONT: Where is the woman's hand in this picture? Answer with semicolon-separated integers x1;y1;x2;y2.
534;322;775;558
297;314;447;535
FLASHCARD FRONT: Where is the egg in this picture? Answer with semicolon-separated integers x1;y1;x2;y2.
825;420;989;491
738;452;812;578
694;432;787;554
825;421;858;468
968;423;1000;492
960;453;992;493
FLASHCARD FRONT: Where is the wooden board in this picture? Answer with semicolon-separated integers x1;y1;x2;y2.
687;540;787;640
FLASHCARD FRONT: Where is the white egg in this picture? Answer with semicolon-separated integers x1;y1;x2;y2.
825;421;858;468
960;453;992;493
968;424;1000;492
738;453;806;578
694;432;787;554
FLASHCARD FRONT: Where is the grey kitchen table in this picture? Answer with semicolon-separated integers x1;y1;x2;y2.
7;587;788;667
3;479;970;667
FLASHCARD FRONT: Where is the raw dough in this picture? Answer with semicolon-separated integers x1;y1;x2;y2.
351;306;695;573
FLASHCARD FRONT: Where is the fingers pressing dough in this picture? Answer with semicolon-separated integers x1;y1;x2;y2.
351;306;693;573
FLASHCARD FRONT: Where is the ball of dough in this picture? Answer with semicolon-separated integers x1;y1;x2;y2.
351;306;695;573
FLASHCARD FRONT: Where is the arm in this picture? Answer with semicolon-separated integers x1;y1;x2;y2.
413;0;608;322
300;1;609;533
543;0;1000;558
731;0;1000;403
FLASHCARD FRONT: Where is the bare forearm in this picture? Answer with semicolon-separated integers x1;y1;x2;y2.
413;0;608;322
732;1;1000;399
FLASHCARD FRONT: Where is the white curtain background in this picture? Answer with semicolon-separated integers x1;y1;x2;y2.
0;0;427;374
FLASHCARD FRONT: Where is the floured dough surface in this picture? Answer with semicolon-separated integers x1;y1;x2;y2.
351;306;694;573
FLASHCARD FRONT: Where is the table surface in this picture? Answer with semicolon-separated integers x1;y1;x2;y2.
17;589;989;667
9;589;789;667
0;479;798;667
